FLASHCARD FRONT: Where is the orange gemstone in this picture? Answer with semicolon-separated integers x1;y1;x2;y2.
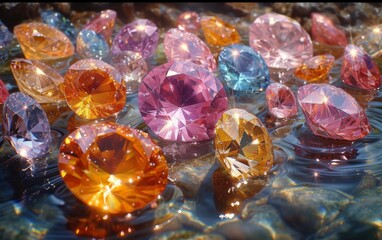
58;123;168;214
14;22;74;61
294;54;335;82
63;59;126;119
201;16;241;46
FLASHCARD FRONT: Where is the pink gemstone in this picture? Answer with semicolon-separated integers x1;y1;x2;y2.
177;11;201;33
311;13;348;47
341;44;381;90
266;82;298;118
164;28;217;72
138;61;228;142
84;9;116;44
297;84;370;141
249;13;313;69
112;19;159;59
0;79;9;104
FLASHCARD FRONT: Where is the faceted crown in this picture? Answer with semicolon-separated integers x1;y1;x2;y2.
294;54;335;82
41;10;77;44
201;16;241;46
177;11;201;33
84;9;116;45
311;13;348;47
266;82;298;118
76;29;109;59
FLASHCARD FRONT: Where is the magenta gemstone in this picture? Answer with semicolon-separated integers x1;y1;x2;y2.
297;84;370;141
0;79;9;103
164;28;217;72
341;44;381;90
138;61;228;142
249;13;313;69
177;11;201;33
266;82;298;118
111;19;159;59
311;13;348;47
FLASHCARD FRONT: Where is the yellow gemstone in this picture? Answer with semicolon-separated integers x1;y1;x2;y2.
294;54;335;82
201;16;241;46
14;22;74;61
58;123;168;214
215;108;273;179
63;59;126;119
10;58;65;103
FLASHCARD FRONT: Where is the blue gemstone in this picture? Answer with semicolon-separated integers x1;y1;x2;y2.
76;29;109;59
0;20;13;61
41;10;77;44
218;44;270;93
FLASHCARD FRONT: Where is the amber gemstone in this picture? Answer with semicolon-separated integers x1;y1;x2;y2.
201;16;241;46
58;123;168;214
63;59;126;119
294;54;335;82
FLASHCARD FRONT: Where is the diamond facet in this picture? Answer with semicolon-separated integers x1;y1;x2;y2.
10;58;65;103
218;44;270;92
214;108;274;179
2;92;52;159
14;22;74;61
177;11;201;33
138;61;228;142
201;16;241;46
41;10;77;44
297;84;370;141
294;54;335;82
266;82;298;118
84;9;116;45
63;59;126;119
76;29;109;59
341;44;381;90
58;122;168;214
112;19;159;59
0;79;9;104
311;13;348;47
164;28;217;72
249;13;313;69
354;24;382;58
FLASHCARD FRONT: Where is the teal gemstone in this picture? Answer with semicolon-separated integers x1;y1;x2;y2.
41;10;77;44
76;29;109;59
218;44;270;93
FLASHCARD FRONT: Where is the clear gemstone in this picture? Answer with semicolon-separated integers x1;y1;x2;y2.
76;29;109;59
354;24;382;58
84;9;116;45
294;54;335;82
218;44;270;92
249;13;313;69
177;11;201;33
266;82;298;118
2;92;52;159
164;28;217;72
138;61;228;142
311;13;348;47
0;79;9;104
297;84;370;141
41;10;77;44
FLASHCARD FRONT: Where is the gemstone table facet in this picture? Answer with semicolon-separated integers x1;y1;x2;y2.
41;10;77;44
294;54;335;82
2;92;52;159
63;59;126;119
215;108;274;179
177;11;201;33
76;29;109;59
0;79;9;104
297;84;370;141
84;9;116;45
201;16;241;47
58;122;168;214
112;19;159;59
218;44;270;92
311;13;348;47
138;61;229;142
10;58;65;103
164;28;217;72
249;13;313;69
266;82;298;118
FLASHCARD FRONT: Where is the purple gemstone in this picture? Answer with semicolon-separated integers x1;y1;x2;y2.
138;61;228;142
111;19;159;59
2;92;52;159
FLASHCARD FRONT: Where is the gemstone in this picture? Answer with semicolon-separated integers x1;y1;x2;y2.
0;79;9;104
58;122;168;214
297;84;370;141
218;44;270;92
177;11;201;33
311;13;348;47
265;82;298;118
0;20;13;60
164;28;217;72
14;22;75;61
354;24;382;58
138;61;228;142
76;29;109;59
111;51;148;94
41;10;77;44
10;58;65;103
84;9;116;45
112;19;159;59
63;59;126;119
2;92;52;159
341;45;381;90
249;13;313;69
214;108;274;179
294;54;335;82
201;16;241;46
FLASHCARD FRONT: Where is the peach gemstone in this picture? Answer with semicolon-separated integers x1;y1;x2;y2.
266;82;298;118
294;54;335;82
201;16;241;46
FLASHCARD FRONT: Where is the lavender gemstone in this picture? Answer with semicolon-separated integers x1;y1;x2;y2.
111;19;159;59
41;10;77;44
2;92;52;159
